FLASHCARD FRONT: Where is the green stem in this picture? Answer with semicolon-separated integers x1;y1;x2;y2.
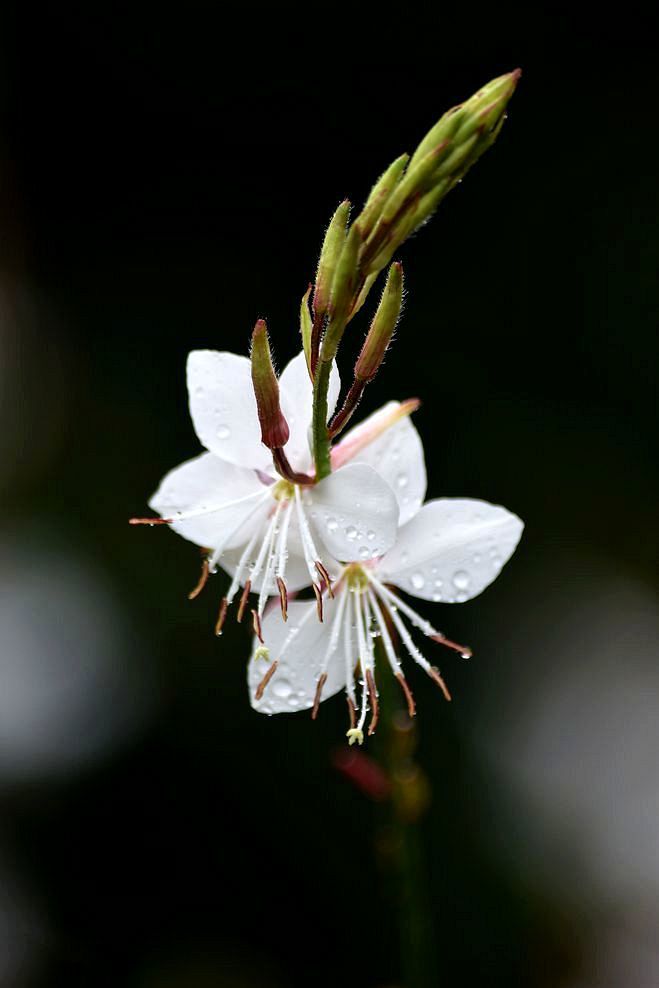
311;358;332;480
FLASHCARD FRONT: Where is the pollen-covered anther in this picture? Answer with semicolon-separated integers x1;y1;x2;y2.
313;583;324;622
346;727;364;746
255;659;278;701
395;673;416;718
251;608;264;644
128;516;172;525
315;560;334;598
366;669;379;735
215;597;228;636
254;645;270;662
236;580;251;623
431;633;472;659
346;695;357;729
276;577;288;621
188;557;210;600
427;666;452;701
311;673;328;720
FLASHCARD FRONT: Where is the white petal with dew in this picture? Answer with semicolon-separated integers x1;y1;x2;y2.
149;452;268;550
187;350;272;471
248;599;349;714
309;463;400;563
278;351;340;473
379;498;524;602
342;400;426;525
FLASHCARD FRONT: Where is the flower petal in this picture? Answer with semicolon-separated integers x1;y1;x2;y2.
248;598;349;714
308;463;400;562
149;453;268;550
278;351;340;472
340;401;426;525
378;498;524;602
187;350;272;471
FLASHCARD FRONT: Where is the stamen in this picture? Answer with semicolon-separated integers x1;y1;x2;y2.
276;576;288;620
431;634;472;659
315;560;334;598
252;608;264;643
188;557;210;600
256;500;284;619
208;491;271;570
366;669;379;735
129;516;172;525
215;597;228;636
294;486;328;602
255;659;278;700
236;580;251;623
225;524;262;607
346;727;364;746
367;589;402;676
275;500;294;582
313;582;324;622
343;590;357;708
346;695;357;729
368;575;436;638
395;673;417;717
311;673;328;720
157;488;265;525
427;666;452;701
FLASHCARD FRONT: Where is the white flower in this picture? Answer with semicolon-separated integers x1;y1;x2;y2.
248;493;524;743
137;349;403;636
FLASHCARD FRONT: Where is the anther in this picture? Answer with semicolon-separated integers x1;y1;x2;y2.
236;580;251;623
311;672;328;720
128;516;172;525
251;608;264;643
276;576;288;621
215;597;228;636
366;669;379;736
395;673;417;718
315;560;334;598
431;633;472;659
346;728;364;746
188;557;210;600
346;695;357;730
313;583;324;622
255;659;278;700
427;666;452;701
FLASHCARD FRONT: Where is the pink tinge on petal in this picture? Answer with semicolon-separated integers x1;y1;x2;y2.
331;398;420;470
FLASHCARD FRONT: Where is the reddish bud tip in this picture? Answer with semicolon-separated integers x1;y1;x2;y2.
250;319;290;449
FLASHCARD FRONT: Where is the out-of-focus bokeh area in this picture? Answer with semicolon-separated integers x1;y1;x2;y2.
1;11;658;986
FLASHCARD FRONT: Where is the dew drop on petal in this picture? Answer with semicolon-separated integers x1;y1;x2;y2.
367;530;376;541
452;570;471;590
410;572;425;590
345;525;358;540
326;517;338;531
455;591;468;602
434;578;443;588
359;546;370;559
216;424;231;440
396;473;409;489
273;678;292;700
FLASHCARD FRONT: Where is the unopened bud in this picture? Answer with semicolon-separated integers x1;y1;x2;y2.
355;262;403;382
313;200;350;320
357;153;410;241
300;284;313;377
250;319;290;449
322;222;362;360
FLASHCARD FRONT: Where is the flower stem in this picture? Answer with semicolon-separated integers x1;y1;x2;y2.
311;358;333;480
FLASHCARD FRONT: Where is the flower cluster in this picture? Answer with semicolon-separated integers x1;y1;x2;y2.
132;70;524;743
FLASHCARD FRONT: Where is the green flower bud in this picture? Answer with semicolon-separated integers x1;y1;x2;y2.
250;319;290;449
354;262;403;382
322;222;362;360
300;284;313;377
313;199;350;320
357;153;410;241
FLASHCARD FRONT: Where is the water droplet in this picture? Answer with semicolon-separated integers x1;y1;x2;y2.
216;424;231;440
491;555;502;572
434;578;443;588
367;530;376;541
326;517;338;531
396;473;409;489
273;678;292;699
432;593;442;602
345;525;358;540
194;385;204;396
411;572;425;590
452;570;470;590
455;591;468;603
400;550;409;563
358;546;370;559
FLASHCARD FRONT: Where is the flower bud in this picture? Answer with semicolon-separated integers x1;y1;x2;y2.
300;284;313;377
321;222;362;360
250;319;290;449
356;153;409;241
313;199;350;320
354;262;403;382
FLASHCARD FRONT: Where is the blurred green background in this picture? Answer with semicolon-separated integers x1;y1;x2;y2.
1;9;658;987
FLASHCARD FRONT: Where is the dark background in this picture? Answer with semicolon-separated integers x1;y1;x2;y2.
1;9;658;987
